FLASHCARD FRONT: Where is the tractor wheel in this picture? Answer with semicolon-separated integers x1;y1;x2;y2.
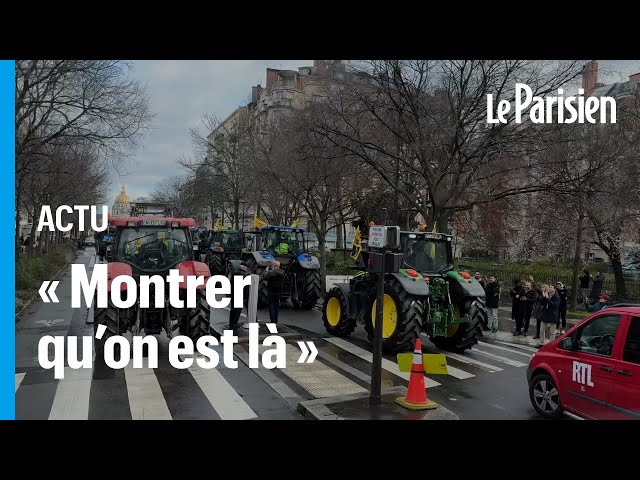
364;277;421;354
323;287;356;337
429;297;487;353
186;288;211;342
298;269;322;310
94;295;128;357
246;257;269;308
208;253;225;276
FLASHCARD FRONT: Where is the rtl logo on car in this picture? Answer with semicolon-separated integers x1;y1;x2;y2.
572;361;594;387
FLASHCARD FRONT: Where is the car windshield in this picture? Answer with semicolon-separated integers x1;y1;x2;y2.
264;229;304;255
117;227;190;271
401;236;451;273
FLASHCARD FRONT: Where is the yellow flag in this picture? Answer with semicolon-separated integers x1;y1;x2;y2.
290;218;299;228
253;214;268;229
350;226;362;260
397;353;448;375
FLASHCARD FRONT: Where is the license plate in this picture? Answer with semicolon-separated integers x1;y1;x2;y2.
141;220;166;226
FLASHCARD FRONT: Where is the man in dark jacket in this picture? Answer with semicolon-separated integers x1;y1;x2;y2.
555;282;568;334
579;269;591;302
228;261;249;329
585;294;609;313
590;272;604;301
262;261;285;324
538;284;561;347
521;281;539;336
484;276;500;332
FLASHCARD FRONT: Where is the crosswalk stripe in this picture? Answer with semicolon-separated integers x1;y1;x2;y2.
48;367;93;420
325;337;441;387
477;341;533;358
274;344;367;398
441;352;503;373
186;361;257;420
492;340;539;353
124;364;172;420
472;348;528;367
15;373;25;393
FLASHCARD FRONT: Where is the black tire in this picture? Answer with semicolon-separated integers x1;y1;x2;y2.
298;269;322;310
529;373;563;419
246;257;269;308
208;253;225;276
94;296;128;356
186;288;211;341
323;287;356;337
429;297;486;353
364;277;421;354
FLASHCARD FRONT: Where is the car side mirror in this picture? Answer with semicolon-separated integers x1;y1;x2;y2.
560;337;573;350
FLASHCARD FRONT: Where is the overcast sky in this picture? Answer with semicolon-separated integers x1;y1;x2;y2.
107;59;640;206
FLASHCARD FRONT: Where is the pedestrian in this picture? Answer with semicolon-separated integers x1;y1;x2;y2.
228;261;249;329
474;272;485;289
262;260;285;324
531;283;546;339
485;276;500;332
521;281;539;336
511;279;526;335
584;294;609;313
590;272;604;301
509;278;521;323
579;269;591;302
555;282;568;334
537;284;561;347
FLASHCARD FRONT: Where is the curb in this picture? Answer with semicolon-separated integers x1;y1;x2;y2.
15;252;78;321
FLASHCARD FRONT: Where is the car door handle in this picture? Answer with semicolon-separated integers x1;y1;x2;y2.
599;365;613;373
617;370;632;377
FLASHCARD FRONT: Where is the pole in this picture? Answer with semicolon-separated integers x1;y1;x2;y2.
370;251;385;406
242;274;259;329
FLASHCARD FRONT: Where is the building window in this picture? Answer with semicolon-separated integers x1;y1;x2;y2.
275;91;284;103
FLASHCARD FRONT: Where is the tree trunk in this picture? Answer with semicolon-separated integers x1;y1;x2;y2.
343;222;347;262
570;201;584;311
233;198;240;229
336;216;344;249
15;186;22;261
319;217;327;279
28;213;38;256
608;244;627;298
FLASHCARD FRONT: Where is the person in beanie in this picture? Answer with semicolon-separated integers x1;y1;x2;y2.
484;276;500;332
538;284;561;347
585;294;609;313
555;281;568;334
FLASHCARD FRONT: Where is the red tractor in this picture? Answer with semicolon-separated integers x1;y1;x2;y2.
93;215;212;355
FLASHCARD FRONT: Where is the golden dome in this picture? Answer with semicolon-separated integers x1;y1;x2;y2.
115;185;130;204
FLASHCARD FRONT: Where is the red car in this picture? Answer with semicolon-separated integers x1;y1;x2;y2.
527;305;640;420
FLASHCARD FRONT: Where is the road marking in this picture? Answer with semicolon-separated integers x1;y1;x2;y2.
48;367;93;420
15;373;25;393
186;361;257;420
472;348;528;367
274;344;367;398
442;351;503;373
492;340;539;353
124;365;172;420
477;341;533;358
325;337;441;387
36;319;64;327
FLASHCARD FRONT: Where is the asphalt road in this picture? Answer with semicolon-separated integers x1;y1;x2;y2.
15;248;545;420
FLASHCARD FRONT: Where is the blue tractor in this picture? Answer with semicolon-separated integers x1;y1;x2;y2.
233;225;321;309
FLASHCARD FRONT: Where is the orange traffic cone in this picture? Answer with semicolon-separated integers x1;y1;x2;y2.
395;338;438;410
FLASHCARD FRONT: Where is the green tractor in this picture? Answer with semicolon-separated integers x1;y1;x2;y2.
204;229;244;276
322;230;488;353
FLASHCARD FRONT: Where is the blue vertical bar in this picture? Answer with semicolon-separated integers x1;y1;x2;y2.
0;60;15;420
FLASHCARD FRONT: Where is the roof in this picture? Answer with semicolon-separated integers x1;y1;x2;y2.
110;217;196;227
592;80;639;98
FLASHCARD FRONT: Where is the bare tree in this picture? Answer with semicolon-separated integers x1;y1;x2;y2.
152;176;202;219
310;60;589;232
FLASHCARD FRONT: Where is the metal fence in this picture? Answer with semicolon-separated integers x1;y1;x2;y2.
465;266;640;301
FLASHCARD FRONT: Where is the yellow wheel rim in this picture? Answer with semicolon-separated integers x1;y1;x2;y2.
371;294;398;339
326;296;341;327
447;306;461;337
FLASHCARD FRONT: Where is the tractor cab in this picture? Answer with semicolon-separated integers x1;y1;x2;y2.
399;231;454;276
261;226;306;259
110;217;197;274
210;229;244;254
